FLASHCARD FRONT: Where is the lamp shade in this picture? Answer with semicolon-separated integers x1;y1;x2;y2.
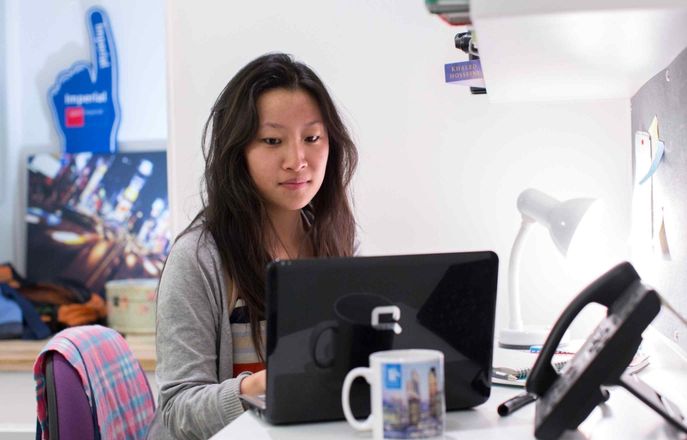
517;189;595;255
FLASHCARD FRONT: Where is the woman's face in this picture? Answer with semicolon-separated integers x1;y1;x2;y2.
245;88;329;216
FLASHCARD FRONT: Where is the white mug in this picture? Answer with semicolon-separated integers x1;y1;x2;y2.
341;349;445;440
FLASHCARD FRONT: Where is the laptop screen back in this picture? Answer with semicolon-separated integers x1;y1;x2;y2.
264;251;499;424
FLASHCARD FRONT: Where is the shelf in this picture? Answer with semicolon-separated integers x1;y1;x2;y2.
0;334;156;372
470;0;687;101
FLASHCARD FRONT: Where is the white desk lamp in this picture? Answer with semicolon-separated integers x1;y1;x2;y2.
499;188;595;349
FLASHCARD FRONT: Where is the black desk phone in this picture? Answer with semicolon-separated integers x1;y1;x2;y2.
525;261;687;439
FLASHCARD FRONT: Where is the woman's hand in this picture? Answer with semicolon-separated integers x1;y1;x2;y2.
239;369;266;395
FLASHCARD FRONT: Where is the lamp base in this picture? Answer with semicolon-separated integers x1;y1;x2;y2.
498;326;570;350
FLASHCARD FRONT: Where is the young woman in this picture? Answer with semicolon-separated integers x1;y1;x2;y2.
147;53;358;439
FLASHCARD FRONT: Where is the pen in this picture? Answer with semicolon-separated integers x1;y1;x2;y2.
492;368;518;382
529;344;576;355
497;391;536;416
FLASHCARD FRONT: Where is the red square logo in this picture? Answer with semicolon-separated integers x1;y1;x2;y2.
65;106;85;128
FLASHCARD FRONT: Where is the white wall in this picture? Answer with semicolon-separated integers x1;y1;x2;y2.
0;0;168;274
0;1;7;209
165;0;632;338
1;0;9;259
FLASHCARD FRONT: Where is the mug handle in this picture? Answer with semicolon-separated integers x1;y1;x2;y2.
341;367;374;431
371;305;402;334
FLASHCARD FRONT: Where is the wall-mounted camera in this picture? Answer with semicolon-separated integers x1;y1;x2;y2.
455;30;486;95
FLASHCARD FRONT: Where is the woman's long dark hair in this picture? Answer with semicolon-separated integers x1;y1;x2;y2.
192;53;357;360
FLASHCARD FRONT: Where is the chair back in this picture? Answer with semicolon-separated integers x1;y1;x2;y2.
44;352;96;439
35;325;155;439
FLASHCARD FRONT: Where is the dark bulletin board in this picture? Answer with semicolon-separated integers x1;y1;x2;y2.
631;46;687;353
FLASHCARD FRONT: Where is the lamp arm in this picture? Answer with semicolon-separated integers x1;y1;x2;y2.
508;218;534;331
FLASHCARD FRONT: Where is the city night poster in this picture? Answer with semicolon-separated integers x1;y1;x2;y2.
26;151;170;294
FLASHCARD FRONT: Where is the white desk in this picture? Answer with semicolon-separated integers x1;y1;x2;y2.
212;368;687;440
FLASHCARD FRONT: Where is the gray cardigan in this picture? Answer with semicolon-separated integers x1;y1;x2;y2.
147;225;250;439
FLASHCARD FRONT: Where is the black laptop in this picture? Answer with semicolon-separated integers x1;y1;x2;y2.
241;251;499;424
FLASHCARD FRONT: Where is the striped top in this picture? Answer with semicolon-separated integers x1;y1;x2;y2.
230;299;266;377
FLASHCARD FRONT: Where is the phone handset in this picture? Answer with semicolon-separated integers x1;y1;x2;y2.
525;261;687;440
525;262;641;397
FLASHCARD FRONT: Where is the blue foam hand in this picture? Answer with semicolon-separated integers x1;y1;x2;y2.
49;7;120;153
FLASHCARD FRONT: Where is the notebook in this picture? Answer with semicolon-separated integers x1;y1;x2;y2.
240;251;499;424
492;346;650;387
